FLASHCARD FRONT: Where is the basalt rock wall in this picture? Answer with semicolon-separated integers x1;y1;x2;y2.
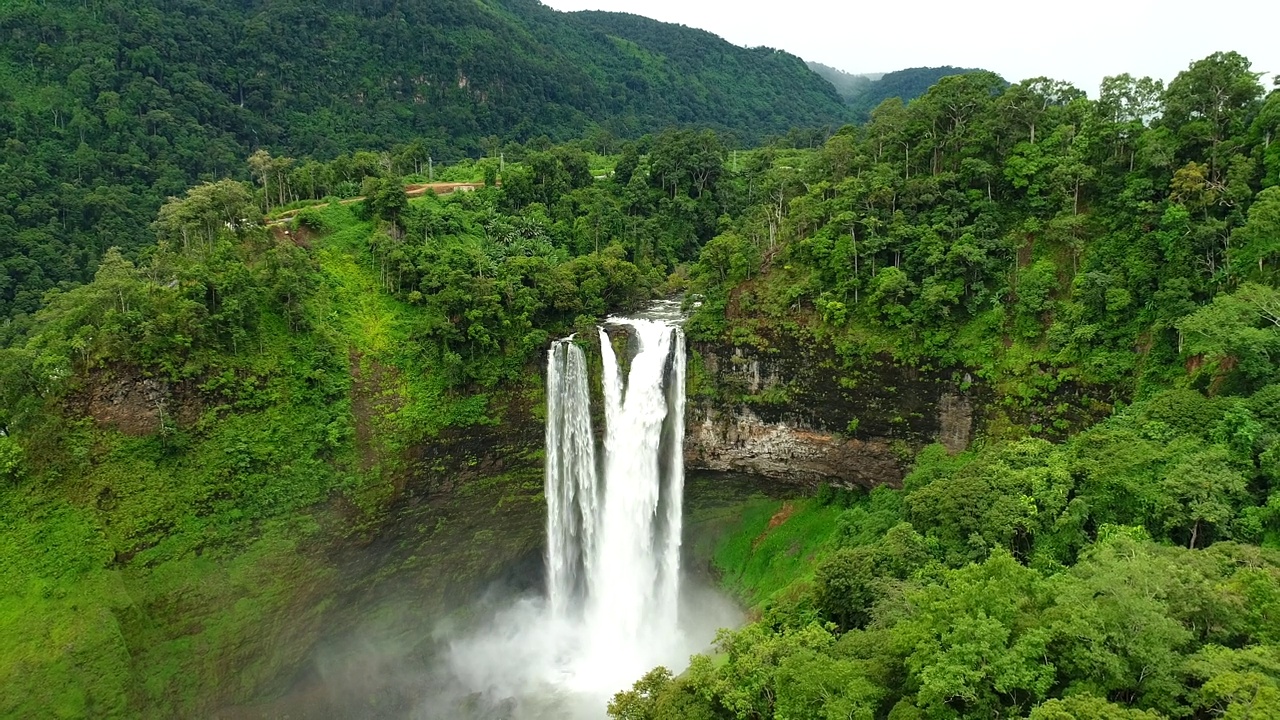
685;332;984;490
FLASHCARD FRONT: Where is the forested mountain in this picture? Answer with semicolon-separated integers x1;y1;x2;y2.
0;0;845;333
571;10;843;134
808;61;1002;120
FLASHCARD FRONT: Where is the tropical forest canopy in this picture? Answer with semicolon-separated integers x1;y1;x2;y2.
612;50;1280;720
0;0;849;334
1;0;1280;713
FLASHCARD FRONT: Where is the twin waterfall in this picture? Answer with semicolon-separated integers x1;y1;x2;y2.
544;316;687;690
437;307;724;719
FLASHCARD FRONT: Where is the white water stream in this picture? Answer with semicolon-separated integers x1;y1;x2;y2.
545;316;687;691
434;303;735;719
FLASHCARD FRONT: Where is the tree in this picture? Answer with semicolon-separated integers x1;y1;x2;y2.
153;180;258;253
1097;74;1164;170
893;551;1055;719
248;149;276;213
0;434;23;485
361;176;409;228
1163;52;1264;184
1044;536;1194;713
998;77;1085;146
1232;187;1280;275
693;232;757;289
609;667;675;720
1154;446;1248;548
1254;91;1280;186
1178;282;1280;385
775;649;884;720
814;546;882;631
1184;645;1280;719
1029;695;1163;719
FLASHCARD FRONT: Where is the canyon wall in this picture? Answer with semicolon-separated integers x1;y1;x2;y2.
684;333;983;490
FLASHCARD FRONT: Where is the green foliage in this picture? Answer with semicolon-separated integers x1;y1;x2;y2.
618;378;1280;720
1179;283;1280;388
712;498;845;608
1028;695;1164;719
0;435;23;484
1;166;635;712
6;32;1280;717
0;0;849;329
895;550;1055;717
687;51;1277;399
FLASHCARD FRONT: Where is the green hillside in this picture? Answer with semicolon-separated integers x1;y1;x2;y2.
808;62;1004;120
0;0;846;333
615;50;1280;720
0;126;748;713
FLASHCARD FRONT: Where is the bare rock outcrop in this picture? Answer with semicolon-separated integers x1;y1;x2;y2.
684;334;982;489
686;405;904;487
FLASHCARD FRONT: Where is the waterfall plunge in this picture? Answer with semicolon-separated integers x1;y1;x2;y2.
545;318;687;692
545;337;601;621
436;306;735;720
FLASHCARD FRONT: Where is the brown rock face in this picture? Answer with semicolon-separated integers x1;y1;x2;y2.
73;367;203;435
937;392;974;454
685;333;983;490
686;406;905;488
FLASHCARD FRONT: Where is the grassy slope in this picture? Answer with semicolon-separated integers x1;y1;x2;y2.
0;202;543;717
711;498;844;609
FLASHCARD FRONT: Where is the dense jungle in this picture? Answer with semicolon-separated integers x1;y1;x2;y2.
2;0;1280;718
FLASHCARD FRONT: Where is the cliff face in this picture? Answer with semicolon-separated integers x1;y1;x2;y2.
685;333;982;490
43;363;547;717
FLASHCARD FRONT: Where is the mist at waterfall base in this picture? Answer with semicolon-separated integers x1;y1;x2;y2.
422;311;740;719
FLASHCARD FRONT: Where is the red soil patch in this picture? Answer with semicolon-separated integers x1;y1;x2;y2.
270;223;316;248
753;502;796;550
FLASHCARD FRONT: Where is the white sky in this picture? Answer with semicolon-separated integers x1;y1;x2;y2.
542;0;1278;95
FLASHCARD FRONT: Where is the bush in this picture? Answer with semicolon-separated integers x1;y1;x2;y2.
0;435;22;484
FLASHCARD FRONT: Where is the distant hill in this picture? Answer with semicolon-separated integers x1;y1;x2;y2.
569;10;849;138
0;0;848;323
808;62;1006;120
807;61;877;102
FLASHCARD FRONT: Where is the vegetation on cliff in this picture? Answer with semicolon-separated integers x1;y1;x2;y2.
612;51;1280;720
0;201;521;715
0;115;780;712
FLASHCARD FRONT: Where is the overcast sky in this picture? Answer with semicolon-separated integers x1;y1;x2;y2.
542;0;1278;94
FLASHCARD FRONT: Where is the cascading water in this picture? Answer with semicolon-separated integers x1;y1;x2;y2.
544;337;601;620
544;315;688;690
437;301;736;720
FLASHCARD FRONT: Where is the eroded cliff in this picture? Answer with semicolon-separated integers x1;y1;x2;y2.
684;331;982;489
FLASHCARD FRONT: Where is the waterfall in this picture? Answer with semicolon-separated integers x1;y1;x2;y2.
437;304;734;719
545;337;601;620
544;315;687;688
